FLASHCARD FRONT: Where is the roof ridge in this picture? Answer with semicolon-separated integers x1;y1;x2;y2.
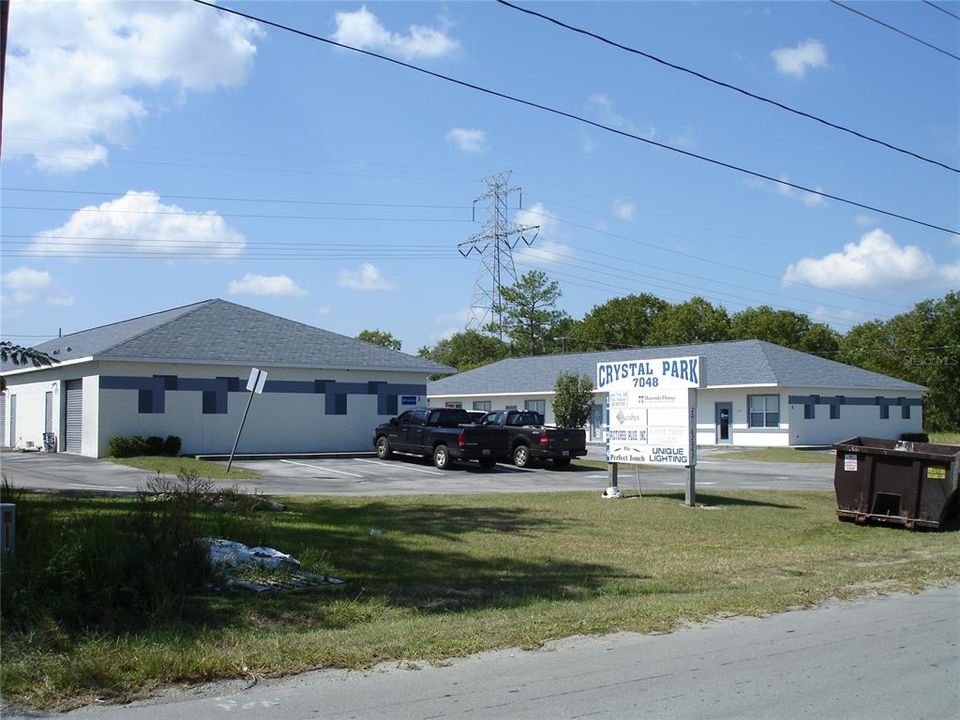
95;299;217;357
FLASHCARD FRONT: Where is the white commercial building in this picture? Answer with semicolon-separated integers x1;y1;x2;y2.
427;340;926;447
1;299;451;457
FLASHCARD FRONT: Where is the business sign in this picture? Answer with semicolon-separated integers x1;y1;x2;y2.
596;356;704;467
401;395;418;406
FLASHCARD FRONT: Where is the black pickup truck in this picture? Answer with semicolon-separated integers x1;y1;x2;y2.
372;407;509;470
477;410;587;468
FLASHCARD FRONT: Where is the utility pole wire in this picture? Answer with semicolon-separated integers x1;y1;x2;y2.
191;1;960;237
497;0;958;174
923;1;960;22
831;1;960;61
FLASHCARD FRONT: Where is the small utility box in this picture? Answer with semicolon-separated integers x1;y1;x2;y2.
833;437;960;530
1;503;15;556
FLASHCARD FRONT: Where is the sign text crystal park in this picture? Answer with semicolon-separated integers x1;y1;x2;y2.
596;356;704;467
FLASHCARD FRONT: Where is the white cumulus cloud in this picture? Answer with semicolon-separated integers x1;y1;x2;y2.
771;39;828;78
338;263;396;291
227;274;306;296
1;266;73;306
511;203;572;266
613;200;635;222
6;1;262;173
446;128;487;153
782;229;960;290
331;6;458;60
28;191;246;258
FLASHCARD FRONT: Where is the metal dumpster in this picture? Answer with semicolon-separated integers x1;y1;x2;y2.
833;437;960;529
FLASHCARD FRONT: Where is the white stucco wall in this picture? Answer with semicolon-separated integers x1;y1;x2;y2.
430;384;925;448
1;375;58;450
4;360;431;457
94;361;430;457
784;386;923;446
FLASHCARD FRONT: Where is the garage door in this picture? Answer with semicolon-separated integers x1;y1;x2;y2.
0;394;5;448
65;380;83;454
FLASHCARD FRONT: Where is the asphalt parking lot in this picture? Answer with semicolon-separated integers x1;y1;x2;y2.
0;448;835;496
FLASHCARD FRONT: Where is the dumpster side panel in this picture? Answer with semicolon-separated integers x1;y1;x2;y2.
833;437;960;530
870;455;916;521
918;464;956;527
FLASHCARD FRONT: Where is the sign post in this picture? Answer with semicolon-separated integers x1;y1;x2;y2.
227;367;267;473
596;356;704;505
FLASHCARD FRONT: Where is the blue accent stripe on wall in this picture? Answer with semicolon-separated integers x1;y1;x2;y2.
788;394;922;421
101;375;426;416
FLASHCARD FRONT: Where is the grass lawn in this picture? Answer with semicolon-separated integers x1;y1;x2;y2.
929;432;960;445
711;448;836;464
2;490;958;709
107;455;260;480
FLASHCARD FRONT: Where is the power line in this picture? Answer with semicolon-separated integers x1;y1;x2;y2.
192;0;959;236
512;248;865;328
0;150;479;183
497;0;958;174
513;256;864;330
1;235;451;249
3;134;484;174
2;205;471;223
923;1;960;22
831;1;960;61
521;207;910;311
2;186;472;210
1;228;880;321
515;234;877;318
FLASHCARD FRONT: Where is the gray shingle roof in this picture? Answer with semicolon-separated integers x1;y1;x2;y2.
427;340;925;395
3;299;453;374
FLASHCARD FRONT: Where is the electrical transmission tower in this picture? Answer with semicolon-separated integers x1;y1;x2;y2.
459;171;538;336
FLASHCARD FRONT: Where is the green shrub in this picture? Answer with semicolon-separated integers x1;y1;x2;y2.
900;432;930;443
107;435;145;458
108;434;181;457
163;435;182;456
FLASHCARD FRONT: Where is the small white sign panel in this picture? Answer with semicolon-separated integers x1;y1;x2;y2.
844;454;858;472
246;367;268;394
597;356;703;467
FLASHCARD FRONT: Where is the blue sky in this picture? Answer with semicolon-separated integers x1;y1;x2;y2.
2;0;958;354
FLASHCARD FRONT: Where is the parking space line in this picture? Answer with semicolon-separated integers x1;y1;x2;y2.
354;458;444;476
68;483;133;490
280;459;364;478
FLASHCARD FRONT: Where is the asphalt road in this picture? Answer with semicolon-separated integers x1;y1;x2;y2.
12;586;956;720
0;448;835;496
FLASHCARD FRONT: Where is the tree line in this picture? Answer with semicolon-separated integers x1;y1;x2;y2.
403;271;957;433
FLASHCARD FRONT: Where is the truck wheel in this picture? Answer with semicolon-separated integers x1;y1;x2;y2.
553;457;571;468
375;436;393;459
513;444;530;468
433;444;452;470
479;457;496;470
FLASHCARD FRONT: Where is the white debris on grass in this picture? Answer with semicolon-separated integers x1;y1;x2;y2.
203;538;344;593
205;538;300;569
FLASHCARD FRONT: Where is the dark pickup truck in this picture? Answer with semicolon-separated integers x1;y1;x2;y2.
372;407;509;470
477;410;587;468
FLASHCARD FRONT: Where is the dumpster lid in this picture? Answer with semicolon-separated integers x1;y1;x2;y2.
834;436;960;461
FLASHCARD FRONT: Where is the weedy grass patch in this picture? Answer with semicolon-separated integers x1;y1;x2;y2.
107;455;259;480
2;488;958;710
711;448;836;464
